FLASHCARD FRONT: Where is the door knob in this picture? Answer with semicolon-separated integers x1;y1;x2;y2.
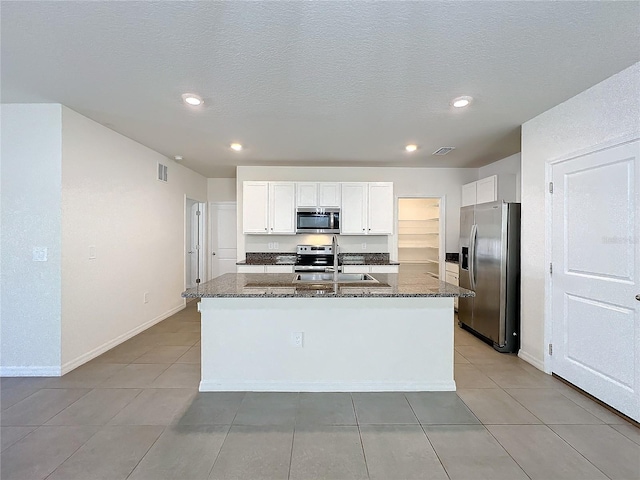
212;252;216;256
188;251;194;254
636;294;640;301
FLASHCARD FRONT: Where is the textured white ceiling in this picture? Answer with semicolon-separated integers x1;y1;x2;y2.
2;1;639;177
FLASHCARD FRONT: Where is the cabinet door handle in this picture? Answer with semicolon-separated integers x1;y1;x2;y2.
636;294;640;301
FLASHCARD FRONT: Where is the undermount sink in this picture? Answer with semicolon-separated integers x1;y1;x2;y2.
293;273;379;284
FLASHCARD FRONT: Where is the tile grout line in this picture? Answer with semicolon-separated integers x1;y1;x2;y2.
205;390;246;478
205;424;232;480
403;393;453;480
287;424;296;480
484;423;615;480
40;424;102;480
476;424;534;480
502;387;606;425
544;424;619;480
416;423;453;480
352;393;372;480
122;425;168;480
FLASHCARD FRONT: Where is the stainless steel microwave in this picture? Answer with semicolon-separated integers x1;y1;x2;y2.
296;208;340;234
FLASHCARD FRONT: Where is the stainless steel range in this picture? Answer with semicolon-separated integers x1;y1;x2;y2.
294;245;336;272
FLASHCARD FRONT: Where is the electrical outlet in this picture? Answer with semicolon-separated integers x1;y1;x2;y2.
32;247;48;262
143;292;149;304
274;242;279;250
268;242;274;250
292;331;304;347
361;243;367;250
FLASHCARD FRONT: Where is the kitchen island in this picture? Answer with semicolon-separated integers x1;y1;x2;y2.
182;272;473;393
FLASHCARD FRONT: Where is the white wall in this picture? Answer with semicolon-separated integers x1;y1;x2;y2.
236;166;478;259
1;104;63;374
207;178;236;203
60;107;207;370
521;62;640;370
478;152;521;202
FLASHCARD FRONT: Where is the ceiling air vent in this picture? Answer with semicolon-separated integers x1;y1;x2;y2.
432;147;455;156
157;162;168;182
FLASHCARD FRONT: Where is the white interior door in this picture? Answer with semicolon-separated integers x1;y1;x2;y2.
186;200;206;288
551;139;639;421
210;203;237;280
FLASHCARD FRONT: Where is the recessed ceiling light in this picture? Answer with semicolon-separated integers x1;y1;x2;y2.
181;93;204;106
452;96;473;108
230;143;243;151
405;144;418;152
174;155;183;161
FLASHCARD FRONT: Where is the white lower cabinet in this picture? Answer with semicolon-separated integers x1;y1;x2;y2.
342;265;399;274
237;265;267;273
238;265;294;273
265;265;294;273
445;262;459;310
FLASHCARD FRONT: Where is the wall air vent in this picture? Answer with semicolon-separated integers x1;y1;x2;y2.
157;162;168;182
432;147;455;156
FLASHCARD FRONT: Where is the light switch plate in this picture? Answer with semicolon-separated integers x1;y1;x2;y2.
88;245;97;259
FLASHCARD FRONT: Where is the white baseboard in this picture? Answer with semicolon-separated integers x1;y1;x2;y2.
60;303;186;375
199;380;457;392
518;349;545;371
0;366;62;377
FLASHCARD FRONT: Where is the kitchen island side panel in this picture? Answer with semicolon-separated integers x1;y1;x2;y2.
199;297;455;392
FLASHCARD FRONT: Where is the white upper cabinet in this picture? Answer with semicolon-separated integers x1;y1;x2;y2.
476;176;497;204
243;181;269;233
243;181;295;234
296;183;318;207
296;182;341;207
341;182;393;235
245;181;392;236
318;183;341;207
341;183;368;234
269;182;296;234
367;183;394;234
461;182;477;207
462;174;517;206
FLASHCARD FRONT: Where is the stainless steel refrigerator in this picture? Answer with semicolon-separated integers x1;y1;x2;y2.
459;201;521;353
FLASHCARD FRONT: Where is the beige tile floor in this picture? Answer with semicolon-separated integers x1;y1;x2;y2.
1;301;639;480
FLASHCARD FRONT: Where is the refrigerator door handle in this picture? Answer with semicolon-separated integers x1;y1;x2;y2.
469;224;478;290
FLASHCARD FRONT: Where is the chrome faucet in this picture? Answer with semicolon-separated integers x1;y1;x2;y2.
324;235;340;281
332;234;339;282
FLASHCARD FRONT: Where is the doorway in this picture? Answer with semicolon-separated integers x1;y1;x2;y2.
397;197;443;278
209;202;238;280
549;139;639;421
185;198;206;289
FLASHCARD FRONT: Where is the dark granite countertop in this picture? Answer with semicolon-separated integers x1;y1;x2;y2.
182;272;474;298
236;253;296;265
238;252;399;266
